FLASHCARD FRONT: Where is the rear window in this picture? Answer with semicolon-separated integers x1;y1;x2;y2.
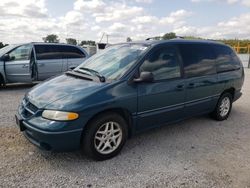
178;44;216;78
213;45;241;73
58;46;86;59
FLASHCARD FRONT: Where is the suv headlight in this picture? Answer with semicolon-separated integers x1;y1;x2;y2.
42;110;79;121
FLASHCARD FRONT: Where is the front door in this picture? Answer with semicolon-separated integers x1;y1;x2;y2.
136;45;186;132
5;44;33;83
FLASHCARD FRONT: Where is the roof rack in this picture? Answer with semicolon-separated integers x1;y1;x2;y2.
146;37;163;41
146;36;184;41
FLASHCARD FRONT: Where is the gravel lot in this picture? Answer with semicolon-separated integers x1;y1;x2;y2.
0;70;250;188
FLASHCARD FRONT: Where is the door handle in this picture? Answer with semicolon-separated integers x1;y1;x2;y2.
175;84;184;91
22;64;29;68
187;83;195;88
38;63;45;67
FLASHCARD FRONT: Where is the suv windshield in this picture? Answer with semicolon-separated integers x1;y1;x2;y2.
75;43;149;80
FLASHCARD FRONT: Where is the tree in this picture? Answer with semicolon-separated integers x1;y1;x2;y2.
80;40;96;46
162;32;177;40
42;34;60;43
126;37;132;42
66;38;77;45
0;42;5;49
0;42;8;49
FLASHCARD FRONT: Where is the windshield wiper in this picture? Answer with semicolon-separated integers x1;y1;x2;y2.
79;67;106;82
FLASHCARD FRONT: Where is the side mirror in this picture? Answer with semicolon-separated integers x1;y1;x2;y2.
133;71;154;83
1;54;10;61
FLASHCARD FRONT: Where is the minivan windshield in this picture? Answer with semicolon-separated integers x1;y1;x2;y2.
76;44;149;80
0;44;19;57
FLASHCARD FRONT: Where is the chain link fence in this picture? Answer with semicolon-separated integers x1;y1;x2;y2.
238;54;250;68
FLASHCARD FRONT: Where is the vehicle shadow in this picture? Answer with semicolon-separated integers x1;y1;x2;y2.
0;83;37;91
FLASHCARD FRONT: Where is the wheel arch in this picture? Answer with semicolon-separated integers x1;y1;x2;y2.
82;108;134;139
221;87;235;99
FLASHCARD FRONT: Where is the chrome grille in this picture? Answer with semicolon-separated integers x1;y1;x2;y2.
20;99;38;119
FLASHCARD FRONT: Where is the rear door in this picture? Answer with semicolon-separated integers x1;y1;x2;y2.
136;44;186;132
34;44;63;81
178;43;218;117
5;44;33;83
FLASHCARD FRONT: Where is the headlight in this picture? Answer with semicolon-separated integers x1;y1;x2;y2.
42;110;79;121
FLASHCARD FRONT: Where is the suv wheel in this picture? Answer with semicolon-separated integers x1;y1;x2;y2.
212;93;233;121
82;113;128;160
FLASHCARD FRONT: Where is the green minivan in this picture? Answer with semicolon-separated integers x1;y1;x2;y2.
16;39;244;160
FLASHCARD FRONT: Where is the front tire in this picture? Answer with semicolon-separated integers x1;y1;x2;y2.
211;93;233;121
82;113;128;161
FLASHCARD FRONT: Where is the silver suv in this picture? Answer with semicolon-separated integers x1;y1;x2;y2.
0;43;88;86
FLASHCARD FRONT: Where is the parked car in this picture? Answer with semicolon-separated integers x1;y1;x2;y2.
15;39;244;160
0;43;88;86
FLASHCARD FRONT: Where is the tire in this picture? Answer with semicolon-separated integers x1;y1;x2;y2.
0;74;5;89
211;93;233;121
82;113;128;161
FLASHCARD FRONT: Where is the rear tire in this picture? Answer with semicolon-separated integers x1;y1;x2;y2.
211;93;233;121
81;113;128;161
0;74;5;89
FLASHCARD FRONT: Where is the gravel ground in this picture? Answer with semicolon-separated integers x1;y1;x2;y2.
0;70;250;188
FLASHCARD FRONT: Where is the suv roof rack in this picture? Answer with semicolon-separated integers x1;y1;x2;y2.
146;36;184;41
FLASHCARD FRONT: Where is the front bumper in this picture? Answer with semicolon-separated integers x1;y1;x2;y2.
16;113;83;152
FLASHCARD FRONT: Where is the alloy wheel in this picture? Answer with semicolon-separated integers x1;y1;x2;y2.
94;121;122;155
219;97;230;117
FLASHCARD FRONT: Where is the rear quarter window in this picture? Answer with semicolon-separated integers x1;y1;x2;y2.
59;46;86;59
213;45;241;73
178;43;216;78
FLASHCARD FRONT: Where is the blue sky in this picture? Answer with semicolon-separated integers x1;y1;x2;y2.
0;0;250;43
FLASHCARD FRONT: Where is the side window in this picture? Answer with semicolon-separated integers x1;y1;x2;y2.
35;45;62;60
140;46;181;81
213;45;241;73
179;44;216;78
59;46;86;59
8;44;32;61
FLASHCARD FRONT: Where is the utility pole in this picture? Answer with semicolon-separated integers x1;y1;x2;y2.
248;53;250;68
248;43;250;68
106;34;109;44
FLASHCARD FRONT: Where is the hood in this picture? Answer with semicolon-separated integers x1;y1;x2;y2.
27;74;107;109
